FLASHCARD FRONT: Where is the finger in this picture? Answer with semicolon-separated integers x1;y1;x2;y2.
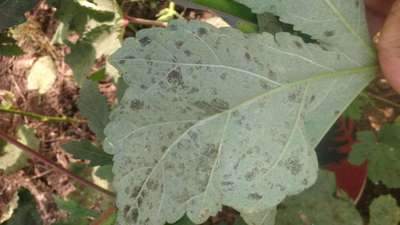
365;0;395;15
377;0;400;92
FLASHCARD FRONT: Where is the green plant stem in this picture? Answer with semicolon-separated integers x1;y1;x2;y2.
181;0;257;23
0;131;116;198
0;107;85;123
124;15;167;27
90;206;117;225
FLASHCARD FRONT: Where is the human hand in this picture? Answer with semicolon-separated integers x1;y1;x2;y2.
366;0;400;92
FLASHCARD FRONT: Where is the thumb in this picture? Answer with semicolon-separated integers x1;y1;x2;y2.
377;0;400;92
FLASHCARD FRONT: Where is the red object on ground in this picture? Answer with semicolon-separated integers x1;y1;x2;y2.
326;161;368;202
316;117;368;203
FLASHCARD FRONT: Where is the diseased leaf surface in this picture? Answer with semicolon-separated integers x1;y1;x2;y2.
235;0;375;64
106;18;375;225
275;170;362;225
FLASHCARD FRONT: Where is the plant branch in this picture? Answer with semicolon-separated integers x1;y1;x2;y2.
0;131;116;198
366;92;400;109
0;107;86;123
91;206;117;225
124;15;167;28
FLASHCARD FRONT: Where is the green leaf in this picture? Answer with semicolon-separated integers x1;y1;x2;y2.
177;0;257;23
54;197;99;225
61;0;123;86
65;41;96;86
0;125;39;174
27;56;57;94
2;189;43;225
0;31;23;56
167;216;196;225
55;197;99;218
369;195;400;225
48;0;115;39
98;212;117;225
105;0;376;223
343;94;373;120
378;124;400;148
275;170;362;225
78;79;110;140
89;68;107;82
349;126;400;188
62;140;112;166
95;165;114;182
174;0;258;33
0;0;38;31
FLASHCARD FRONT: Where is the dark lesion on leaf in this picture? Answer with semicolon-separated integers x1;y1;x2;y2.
130;99;145;110
285;158;302;176
139;36;152;47
184;50;192;57
294;41;303;49
244;52;251;61
175;40;184;49
197;27;208;36
193;98;230;114
146;179;160;191
123;205;139;224
167;67;184;86
324;30;335;37
248;192;263;200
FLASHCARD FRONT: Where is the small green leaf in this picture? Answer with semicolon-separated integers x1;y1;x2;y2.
92;166;112;190
0;125;39;174
343;94;373;120
98;212;117;225
0;31;23;56
369;195;400;225
78;79;110;140
54;197;99;225
27;56;57;94
55;197;99;218
0;0;38;31
95;165;113;182
378;124;400;148
179;0;257;23
349;126;400;188
2;189;43;225
65;41;96;86
275;170;362;225
62;140;112;166
90;68;107;82
167;216;195;225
